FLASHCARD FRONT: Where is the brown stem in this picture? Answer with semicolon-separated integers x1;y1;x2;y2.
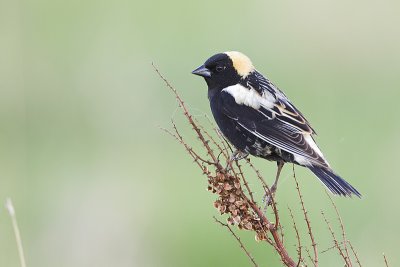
293;165;318;267
288;206;303;266
321;210;348;265
214;217;259;267
155;64;301;267
152;63;223;170
325;191;351;266
383;253;389;267
348;241;362;267
246;199;296;266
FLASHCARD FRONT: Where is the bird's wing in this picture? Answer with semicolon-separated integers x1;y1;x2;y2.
220;86;329;168
244;70;316;134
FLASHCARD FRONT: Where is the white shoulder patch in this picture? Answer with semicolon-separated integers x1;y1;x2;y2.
225;51;254;77
223;84;275;109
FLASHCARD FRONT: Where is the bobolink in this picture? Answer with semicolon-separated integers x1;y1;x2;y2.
192;51;360;198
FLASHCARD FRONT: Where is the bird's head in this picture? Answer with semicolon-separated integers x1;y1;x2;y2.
192;51;255;89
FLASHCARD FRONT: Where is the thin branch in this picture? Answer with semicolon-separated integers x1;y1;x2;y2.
239;149;283;246
321;210;348;265
195;117;229;161
321;243;340;254
292;165;318;267
235;161;256;203
305;247;314;266
155;64;299;267
245;158;279;226
347;241;361;267
288;206;303;266
152;63;223;170
159;126;206;170
383;253;389;267
5;198;27;267
325;191;351;265
214;217;259;267
171;121;215;165
214;128;234;154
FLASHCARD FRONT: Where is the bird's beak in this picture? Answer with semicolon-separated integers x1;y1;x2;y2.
191;65;211;78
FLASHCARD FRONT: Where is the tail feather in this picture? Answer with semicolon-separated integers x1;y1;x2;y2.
308;166;361;197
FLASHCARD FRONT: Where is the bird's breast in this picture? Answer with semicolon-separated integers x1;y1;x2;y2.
208;90;267;155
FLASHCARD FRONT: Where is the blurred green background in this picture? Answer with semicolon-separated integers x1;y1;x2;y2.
1;0;399;266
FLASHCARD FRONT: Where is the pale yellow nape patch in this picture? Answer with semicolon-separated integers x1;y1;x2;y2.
225;51;254;77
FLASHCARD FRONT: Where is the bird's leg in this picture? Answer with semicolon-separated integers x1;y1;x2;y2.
270;160;284;195
225;150;249;171
263;160;285;209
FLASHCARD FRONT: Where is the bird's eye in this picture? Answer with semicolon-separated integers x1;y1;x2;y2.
216;65;224;72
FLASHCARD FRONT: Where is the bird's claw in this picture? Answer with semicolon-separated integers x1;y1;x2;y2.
262;185;277;212
225;150;249;171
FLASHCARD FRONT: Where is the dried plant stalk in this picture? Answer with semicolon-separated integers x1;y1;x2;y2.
348;241;362;267
214;216;258;267
325;192;351;265
288;206;303;266
293;165;318;266
153;63;296;266
153;64;389;267
5;198;27;267
383;253;389;267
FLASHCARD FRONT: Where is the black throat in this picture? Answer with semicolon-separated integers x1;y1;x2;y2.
207;87;220;101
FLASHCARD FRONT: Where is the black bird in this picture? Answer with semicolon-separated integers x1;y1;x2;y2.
192;51;361;198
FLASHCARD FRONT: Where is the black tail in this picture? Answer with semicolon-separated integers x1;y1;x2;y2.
308;166;361;197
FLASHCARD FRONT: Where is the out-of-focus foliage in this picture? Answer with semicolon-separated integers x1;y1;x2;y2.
0;0;399;266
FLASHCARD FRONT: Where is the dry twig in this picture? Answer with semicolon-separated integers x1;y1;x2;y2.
154;63;368;267
214;216;259;267
153;63;296;266
292;165;318;267
348;241;362;267
321;210;348;265
383;253;389;267
288;206;303;266
325;192;351;266
5;198;27;267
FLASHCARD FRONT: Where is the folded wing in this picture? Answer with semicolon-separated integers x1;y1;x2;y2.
245;70;316;134
220;87;328;168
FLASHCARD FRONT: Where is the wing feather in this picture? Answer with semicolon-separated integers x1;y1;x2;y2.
221;90;328;168
243;70;316;134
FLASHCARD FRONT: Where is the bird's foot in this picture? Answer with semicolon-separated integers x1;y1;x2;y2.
225;150;249;171
262;161;283;212
262;185;277;212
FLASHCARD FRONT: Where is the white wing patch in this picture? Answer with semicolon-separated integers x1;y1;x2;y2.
304;135;324;158
223;84;275;110
294;135;329;167
238;119;329;168
293;154;311;166
223;83;330;168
